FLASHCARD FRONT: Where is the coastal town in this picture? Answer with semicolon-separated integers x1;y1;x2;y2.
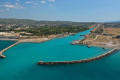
0;19;93;42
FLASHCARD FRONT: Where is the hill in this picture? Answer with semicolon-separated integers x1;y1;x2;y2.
0;18;97;28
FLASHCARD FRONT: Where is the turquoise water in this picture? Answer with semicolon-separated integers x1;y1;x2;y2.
0;29;120;80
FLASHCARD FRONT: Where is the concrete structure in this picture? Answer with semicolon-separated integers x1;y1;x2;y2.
71;40;80;44
38;48;118;65
0;42;20;58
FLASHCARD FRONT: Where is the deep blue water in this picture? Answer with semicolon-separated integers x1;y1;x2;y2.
0;29;120;80
0;40;16;51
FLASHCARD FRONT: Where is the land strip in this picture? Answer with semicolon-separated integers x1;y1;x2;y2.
72;24;120;48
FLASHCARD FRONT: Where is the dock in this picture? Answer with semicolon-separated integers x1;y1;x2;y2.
0;41;20;58
38;48;118;65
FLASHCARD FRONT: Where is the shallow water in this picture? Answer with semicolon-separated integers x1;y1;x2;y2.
0;29;120;80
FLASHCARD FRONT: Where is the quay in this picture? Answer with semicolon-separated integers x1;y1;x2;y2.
38;48;118;65
0;41;20;58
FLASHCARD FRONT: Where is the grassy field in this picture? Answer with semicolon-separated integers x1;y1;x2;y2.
79;26;120;48
104;28;120;35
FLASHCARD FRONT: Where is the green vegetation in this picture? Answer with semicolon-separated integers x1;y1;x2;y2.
104;23;120;28
93;28;103;34
0;18;97;36
16;26;89;36
0;18;97;28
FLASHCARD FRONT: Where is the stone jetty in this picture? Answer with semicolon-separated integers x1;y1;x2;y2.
38;48;118;65
0;41;20;58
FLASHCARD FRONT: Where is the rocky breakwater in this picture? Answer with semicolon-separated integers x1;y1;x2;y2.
38;48;118;65
0;42;20;58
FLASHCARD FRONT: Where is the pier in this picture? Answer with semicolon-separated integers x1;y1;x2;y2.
38;48;118;65
0;41;20;58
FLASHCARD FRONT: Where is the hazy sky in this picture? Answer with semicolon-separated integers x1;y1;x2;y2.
0;0;120;22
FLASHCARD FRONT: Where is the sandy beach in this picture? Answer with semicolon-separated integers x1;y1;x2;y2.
19;38;51;43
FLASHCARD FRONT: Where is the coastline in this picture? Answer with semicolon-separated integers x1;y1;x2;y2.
71;25;120;49
0;33;70;43
0;38;52;58
0;34;69;58
1;27;118;60
77;36;120;49
0;38;51;43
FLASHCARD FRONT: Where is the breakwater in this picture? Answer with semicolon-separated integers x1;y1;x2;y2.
38;48;118;65
0;41;20;58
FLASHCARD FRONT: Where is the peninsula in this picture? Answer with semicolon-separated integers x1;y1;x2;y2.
72;24;120;49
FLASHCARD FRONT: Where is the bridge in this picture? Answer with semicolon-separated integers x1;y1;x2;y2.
38;48;118;65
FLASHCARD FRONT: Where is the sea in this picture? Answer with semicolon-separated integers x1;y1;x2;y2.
0;29;120;80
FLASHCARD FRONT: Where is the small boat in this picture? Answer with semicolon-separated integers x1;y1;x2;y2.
87;45;91;48
103;47;105;50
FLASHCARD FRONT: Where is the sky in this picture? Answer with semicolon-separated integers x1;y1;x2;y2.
0;0;120;22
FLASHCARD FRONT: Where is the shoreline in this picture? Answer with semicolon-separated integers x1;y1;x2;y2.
75;37;120;49
0;38;52;58
0;38;52;43
71;25;120;49
0;34;70;43
74;43;118;49
0;27;117;60
0;35;69;58
0;39;18;41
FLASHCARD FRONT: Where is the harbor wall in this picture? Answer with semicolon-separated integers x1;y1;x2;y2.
38;48;118;65
0;42;20;58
